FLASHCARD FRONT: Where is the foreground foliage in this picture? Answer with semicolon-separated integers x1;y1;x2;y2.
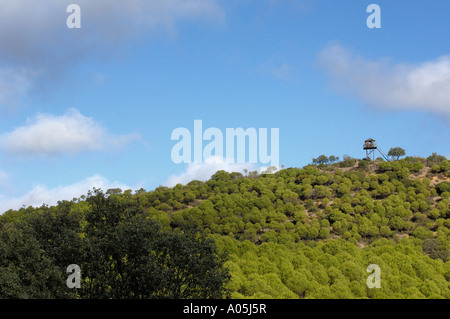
0;190;229;299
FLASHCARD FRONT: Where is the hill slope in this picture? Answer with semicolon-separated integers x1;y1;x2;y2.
1;154;450;298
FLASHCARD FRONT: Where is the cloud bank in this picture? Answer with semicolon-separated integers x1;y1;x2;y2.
0;0;225;109
0;174;133;213
0;109;140;156
317;43;450;117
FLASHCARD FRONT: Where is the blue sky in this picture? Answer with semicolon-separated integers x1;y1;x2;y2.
0;0;449;212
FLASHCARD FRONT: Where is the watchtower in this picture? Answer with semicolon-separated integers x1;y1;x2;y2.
363;138;389;161
363;138;377;160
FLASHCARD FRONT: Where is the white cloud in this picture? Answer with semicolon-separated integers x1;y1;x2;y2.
0;109;140;156
317;43;450;117
164;155;276;187
0;174;132;213
0;0;225;109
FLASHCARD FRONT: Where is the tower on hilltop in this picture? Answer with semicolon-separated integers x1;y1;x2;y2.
363;138;389;161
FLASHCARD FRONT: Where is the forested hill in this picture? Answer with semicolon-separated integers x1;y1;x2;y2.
1;154;450;299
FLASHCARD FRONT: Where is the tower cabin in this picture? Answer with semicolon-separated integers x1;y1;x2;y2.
363;138;376;150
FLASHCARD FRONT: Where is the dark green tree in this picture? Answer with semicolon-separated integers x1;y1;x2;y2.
25;202;83;298
422;239;449;262
436;182;450;195
426;153;447;166
79;189;230;299
0;223;62;298
328;155;339;164
313;155;329;165
388;147;406;161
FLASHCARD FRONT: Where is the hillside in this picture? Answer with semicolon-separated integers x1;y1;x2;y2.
1;154;450;299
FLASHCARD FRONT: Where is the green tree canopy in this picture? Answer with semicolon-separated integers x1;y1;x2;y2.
388;147;406;161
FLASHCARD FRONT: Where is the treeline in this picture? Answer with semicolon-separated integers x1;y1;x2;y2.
1;154;450;298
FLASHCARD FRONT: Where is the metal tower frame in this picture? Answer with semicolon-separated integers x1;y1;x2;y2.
363;138;389;161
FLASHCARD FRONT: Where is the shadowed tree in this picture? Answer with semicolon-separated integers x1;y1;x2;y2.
79;189;230;299
0;223;62;298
